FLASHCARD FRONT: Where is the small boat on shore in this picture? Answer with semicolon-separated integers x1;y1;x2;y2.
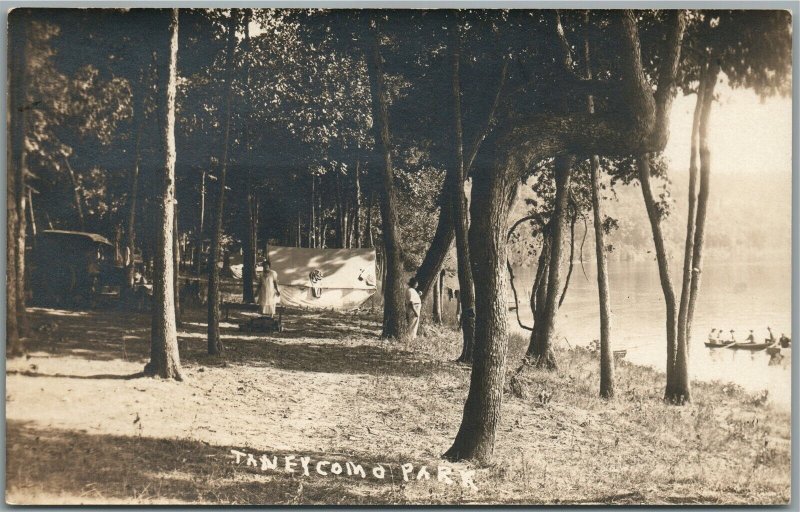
705;340;735;348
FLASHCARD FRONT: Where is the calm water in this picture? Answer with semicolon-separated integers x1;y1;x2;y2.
511;258;792;408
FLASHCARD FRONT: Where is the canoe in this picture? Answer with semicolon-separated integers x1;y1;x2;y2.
727;341;774;351
705;340;734;348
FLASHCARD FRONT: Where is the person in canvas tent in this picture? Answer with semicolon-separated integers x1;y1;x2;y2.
256;259;280;316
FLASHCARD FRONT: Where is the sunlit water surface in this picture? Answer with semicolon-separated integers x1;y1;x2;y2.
510;258;792;409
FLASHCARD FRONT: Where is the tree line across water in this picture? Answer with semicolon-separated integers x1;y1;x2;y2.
5;8;791;463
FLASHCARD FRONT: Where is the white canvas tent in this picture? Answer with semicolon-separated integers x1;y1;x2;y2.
266;246;377;310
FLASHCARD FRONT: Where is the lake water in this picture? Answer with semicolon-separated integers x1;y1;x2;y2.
510;258;793;408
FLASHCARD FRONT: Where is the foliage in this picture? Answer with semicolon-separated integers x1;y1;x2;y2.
12;8;792;268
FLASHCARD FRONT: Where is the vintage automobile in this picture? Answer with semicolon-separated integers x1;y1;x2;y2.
29;230;125;307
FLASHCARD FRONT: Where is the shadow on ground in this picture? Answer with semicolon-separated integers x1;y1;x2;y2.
6;420;418;505
20;305;452;379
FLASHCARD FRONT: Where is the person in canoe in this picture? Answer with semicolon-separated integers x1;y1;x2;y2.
767;326;776;344
728;330;737;343
745;330;756;344
708;328;717;343
779;333;791;348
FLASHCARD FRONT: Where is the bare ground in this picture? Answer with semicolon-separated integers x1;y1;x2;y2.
5;298;791;505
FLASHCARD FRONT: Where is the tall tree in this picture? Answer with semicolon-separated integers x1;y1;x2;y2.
7;9;33;354
125;58;152;289
450;21;476;362
364;17;406;339
6;11;23;355
241;10;256;304
584;12;614;398
144;7;183;380
526;156;573;369
207;9;239;355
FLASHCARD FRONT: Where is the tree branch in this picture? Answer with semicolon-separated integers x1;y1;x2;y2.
507;257;533;331
651;9;688;148
465;59;509;174
506;213;546;242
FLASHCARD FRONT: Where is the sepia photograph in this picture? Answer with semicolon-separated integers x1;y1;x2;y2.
4;5;794;505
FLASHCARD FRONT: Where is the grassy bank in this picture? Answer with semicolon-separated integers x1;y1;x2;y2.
5;304;790;505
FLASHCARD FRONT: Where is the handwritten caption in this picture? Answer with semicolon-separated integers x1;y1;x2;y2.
230;449;478;490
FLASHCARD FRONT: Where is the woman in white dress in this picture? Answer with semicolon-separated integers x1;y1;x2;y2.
256;260;280;316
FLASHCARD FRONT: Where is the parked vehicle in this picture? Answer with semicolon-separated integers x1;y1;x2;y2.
29;230;124;307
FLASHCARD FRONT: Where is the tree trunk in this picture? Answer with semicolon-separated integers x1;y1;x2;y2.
194;169;207;275
590;156;614;398
318;177;325;248
414;171;455;301
241;11;255;304
527;156;573;369
8;11;31;347
309;175;316;248
253;197;259;266
530;230;550;316
686;63;719;346
444;148;517;463
7;41;21;351
638;154;679;401
207;8;238;356
125;81;145;289
27;187;36;237
173;202;182;327
353;160;362;248
7;170;21;355
674;61;720;403
431;270;443;324
584;19;614;398
63;155;85;231
342;175;350;248
242;179;255;302
674;77;704;405
558;207;577;308
144;8;183;380
296;208;301;247
365;20;406;339
451;24;476;363
366;192;374;248
335;171;345;248
528;228;551;358
14;122;28;340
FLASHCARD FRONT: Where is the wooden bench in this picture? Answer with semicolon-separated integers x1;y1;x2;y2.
221;302;284;333
221;301;260;320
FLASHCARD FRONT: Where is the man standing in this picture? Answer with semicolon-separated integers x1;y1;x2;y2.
406;277;422;339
